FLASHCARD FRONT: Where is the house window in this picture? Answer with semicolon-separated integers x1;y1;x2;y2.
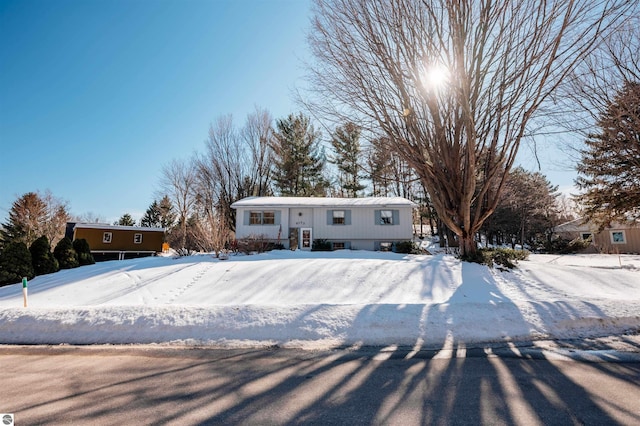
581;232;593;242
610;231;626;244
263;211;275;225
380;210;393;225
333;210;345;225
103;232;112;243
333;242;345;250
134;233;143;244
250;211;262;225
249;211;276;225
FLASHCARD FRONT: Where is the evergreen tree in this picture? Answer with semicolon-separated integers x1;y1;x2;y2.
0;241;35;286
0;192;47;247
115;213;136;226
0;191;70;248
53;237;79;269
140;201;161;227
270;113;328;196
482;167;560;248
73;238;95;266
366;137;394;196
330;122;366;197
158;195;177;229
576;81;640;228
29;235;59;275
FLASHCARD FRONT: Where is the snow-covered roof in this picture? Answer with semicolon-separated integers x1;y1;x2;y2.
73;223;165;232
231;196;417;209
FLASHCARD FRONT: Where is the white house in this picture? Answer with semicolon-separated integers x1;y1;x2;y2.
231;196;417;251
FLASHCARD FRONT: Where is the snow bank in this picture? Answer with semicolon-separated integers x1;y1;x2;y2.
0;252;638;349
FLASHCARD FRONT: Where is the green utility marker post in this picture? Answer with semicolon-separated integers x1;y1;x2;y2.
22;277;28;308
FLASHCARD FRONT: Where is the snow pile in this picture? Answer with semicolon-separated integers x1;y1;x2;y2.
0;251;638;349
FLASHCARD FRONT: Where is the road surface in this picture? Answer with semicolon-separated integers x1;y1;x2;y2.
2;344;639;425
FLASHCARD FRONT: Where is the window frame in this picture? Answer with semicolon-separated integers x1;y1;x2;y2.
380;210;393;225
581;232;593;242
134;233;143;244
610;230;626;244
333;242;345;250
262;211;275;225
103;232;112;244
332;210;345;225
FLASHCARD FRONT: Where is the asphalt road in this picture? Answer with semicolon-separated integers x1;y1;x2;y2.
2;344;639;425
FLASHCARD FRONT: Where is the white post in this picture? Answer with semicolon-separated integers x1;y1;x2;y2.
22;277;28;308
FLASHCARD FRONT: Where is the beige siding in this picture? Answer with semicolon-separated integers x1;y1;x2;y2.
312;207;414;240
557;227;640;254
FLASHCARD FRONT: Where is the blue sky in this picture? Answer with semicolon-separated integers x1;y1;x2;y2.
1;0;313;223
0;0;578;225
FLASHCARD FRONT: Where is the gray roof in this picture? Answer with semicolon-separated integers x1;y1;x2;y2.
231;196;417;209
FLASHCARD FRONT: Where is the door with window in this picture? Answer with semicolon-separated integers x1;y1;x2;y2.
300;228;312;250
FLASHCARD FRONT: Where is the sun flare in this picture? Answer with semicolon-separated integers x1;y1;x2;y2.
421;64;449;90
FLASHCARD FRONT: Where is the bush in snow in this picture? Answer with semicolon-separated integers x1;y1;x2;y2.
0;241;35;286
29;235;59;275
73;238;95;266
54;237;79;269
311;239;332;251
462;247;529;269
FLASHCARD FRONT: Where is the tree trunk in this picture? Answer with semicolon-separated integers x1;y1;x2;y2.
459;232;477;257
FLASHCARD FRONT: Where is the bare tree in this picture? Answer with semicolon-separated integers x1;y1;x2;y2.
160;157;198;251
196;110;274;234
308;0;633;256
241;107;275;197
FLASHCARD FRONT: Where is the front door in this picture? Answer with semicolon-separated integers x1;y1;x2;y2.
300;228;312;250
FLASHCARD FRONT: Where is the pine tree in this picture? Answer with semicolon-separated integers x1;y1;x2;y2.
53;237;79;269
73;238;95;266
0;191;70;248
29;235;59;275
330;122;366;197
0;241;35;286
0;192;47;247
157;196;175;227
140;201;161;227
576;81;640;228
270;113;328;196
115;213;136;226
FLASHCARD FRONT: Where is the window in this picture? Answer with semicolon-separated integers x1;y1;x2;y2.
610;231;626;244
333;210;345;225
103;232;112;243
581;232;593;242
134;233;143;244
250;211;262;225
249;211;276;225
333;242;345;250
380;210;393;225
263;211;275;225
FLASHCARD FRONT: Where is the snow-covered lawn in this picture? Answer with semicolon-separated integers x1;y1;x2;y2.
0;250;638;349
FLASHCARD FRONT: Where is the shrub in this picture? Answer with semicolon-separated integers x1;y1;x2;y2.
394;241;418;254
0;241;35;286
312;239;332;251
546;237;592;254
73;238;95;266
236;235;274;254
461;247;529;269
54;237;79;269
29;235;59;275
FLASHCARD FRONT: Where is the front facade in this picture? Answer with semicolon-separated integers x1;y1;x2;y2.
231;197;416;251
66;222;165;260
554;219;640;254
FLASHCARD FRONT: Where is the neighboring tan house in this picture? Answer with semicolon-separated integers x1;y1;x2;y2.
553;219;640;254
65;222;165;261
231;196;417;251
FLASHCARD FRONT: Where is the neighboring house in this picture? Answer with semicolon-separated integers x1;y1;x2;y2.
553;218;640;254
65;222;165;261
231;196;417;251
